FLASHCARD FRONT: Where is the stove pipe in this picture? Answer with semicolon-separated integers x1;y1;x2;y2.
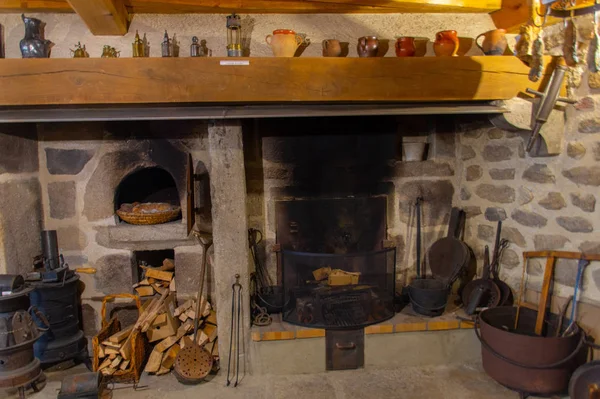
41;230;60;270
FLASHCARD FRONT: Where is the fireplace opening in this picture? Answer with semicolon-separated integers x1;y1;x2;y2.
114;167;181;222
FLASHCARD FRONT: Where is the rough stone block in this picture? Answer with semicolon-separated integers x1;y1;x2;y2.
461;145;476;161
57;226;87;250
511;209;547;228
500;248;520;269
465;165;482;181
477;225;494;242
580;241;600;254
174;250;209;296
527;259;544;276
563;166;600;186
398;180;454;227
538;192;566;210
571;193;596;212
533;234;569;251
0;179;42;275
567;142;586;159
81;304;98;337
48;181;76;219
489;168;515;181
0;126;38;175
93;254;134;294
464;206;482;219
590;72;600;89
517;186;534;205
429;129;456;158
484;207;507;222
487;128;504;139
594;143;600;161
64;255;88;267
46;148;94;175
555;258;578;287
556;216;593;233
501;227;526;248
575;96;595;111
475;184;515;204
522;164;555;184
460;187;471;201
393;161;454;178
482;145;513;162
579;118;600;133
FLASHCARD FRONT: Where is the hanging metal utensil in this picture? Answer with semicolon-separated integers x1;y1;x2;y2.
227;274;243;387
415;197;423;279
589;5;600;72
564;16;579;67
173;231;214;384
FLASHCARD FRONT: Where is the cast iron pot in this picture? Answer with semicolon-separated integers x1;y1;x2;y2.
476;306;587;397
408;278;449;317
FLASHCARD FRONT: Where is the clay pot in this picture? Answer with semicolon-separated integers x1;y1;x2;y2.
395;37;416;57
322;39;342;57
266;29;303;57
433;30;459;57
476;29;508;56
357;36;379;58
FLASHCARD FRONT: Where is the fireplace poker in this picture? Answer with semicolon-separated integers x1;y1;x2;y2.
227;274;243;387
415;197;423;278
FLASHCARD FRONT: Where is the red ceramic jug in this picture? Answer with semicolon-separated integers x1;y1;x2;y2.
433;30;459;57
395;37;416;57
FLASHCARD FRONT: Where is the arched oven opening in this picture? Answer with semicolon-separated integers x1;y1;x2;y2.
114;167;181;223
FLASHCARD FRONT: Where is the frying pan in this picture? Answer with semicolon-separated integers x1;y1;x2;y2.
428;207;469;281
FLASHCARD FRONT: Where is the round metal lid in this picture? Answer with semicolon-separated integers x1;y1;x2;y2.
570;361;600;399
427;237;469;279
173;346;213;384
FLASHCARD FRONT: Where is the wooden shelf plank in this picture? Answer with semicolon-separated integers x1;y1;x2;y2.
1;0;501;14
0;56;554;107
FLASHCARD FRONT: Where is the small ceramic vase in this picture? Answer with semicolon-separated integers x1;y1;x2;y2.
266;29;303;57
476;29;508;56
357;36;379;58
395;37;416;57
322;39;342;57
433;30;459;57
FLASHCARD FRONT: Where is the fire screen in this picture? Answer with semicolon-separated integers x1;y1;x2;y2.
282;248;396;329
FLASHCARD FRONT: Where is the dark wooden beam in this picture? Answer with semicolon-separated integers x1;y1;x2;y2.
66;0;129;35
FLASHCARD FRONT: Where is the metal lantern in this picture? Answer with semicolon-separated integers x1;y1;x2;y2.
226;13;242;57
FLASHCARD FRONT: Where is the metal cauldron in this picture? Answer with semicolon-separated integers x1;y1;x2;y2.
477;306;587;396
408;278;449;317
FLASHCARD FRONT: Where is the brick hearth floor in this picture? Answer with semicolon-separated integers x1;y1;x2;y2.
5;362;560;399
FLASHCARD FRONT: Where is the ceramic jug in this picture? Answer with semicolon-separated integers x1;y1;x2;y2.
266;29;303;57
20;14;52;58
395;37;416;57
357;36;379;58
433;30;459;57
322;39;342;57
476;29;507;56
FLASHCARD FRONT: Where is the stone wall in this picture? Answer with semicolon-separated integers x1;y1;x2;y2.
0;13;496;59
37;121;214;335
0;124;42;274
457;17;600;306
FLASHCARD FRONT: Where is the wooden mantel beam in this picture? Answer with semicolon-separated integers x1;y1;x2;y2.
0;0;501;15
65;0;129;35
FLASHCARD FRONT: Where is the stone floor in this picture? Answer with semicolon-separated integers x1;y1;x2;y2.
5;362;563;399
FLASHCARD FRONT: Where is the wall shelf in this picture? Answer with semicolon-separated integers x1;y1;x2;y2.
0;56;557;107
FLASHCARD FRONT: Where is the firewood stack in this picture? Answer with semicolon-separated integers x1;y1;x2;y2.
95;258;218;377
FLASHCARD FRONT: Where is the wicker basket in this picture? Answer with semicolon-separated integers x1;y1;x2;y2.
93;294;148;383
117;206;181;225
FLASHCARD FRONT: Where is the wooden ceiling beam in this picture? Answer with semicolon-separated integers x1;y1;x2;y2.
1;0;501;15
65;0;129;35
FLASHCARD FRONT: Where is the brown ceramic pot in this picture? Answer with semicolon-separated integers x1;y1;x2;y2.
357;36;379;58
433;30;459;57
322;39;342;57
266;29;303;57
476;29;508;56
395;37;416;57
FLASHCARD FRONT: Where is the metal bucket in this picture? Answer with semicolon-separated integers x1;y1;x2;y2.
477;306;587;396
408;278;449;317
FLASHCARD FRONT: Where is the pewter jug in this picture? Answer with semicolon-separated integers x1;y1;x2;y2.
20;14;52;58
